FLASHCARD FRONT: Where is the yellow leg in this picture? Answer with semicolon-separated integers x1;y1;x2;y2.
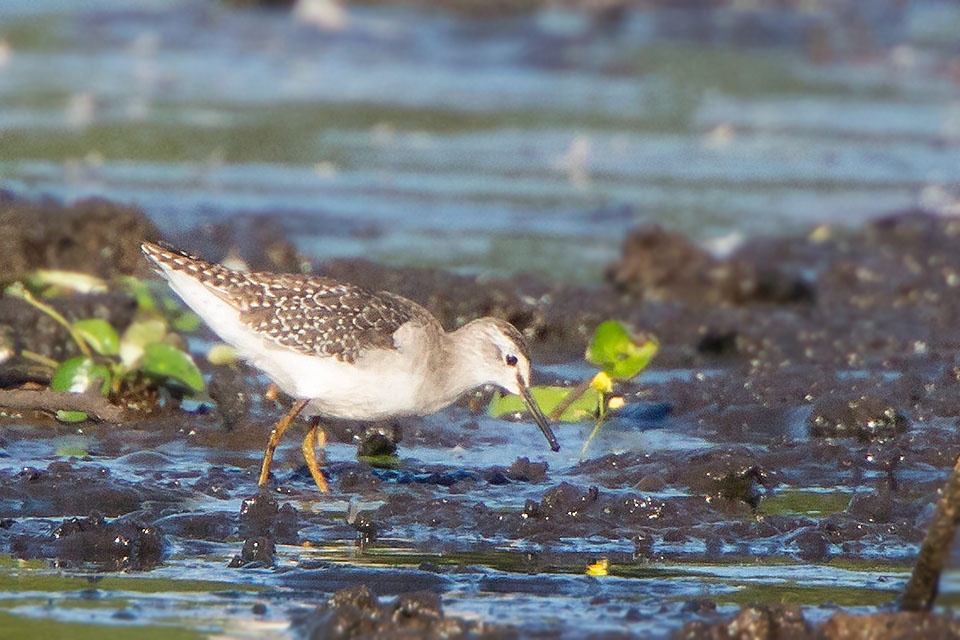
301;417;329;493
257;398;310;486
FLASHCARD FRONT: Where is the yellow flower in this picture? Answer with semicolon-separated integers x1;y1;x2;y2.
586;558;609;576
590;371;613;394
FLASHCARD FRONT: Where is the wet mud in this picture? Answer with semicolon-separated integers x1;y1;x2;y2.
2;194;960;637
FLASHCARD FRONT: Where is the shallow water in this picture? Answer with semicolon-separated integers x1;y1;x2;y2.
0;380;946;637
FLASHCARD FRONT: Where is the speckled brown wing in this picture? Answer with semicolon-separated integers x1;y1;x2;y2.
141;242;434;363
234;273;435;363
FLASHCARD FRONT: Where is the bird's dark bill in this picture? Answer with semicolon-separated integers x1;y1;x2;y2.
518;377;560;452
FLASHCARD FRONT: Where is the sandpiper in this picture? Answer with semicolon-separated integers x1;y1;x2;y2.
141;241;560;493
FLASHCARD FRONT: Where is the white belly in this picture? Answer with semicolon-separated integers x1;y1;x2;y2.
254;340;433;421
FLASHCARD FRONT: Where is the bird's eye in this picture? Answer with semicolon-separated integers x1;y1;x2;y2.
505;354;518;367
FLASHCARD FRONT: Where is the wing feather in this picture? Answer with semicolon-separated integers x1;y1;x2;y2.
142;242;435;363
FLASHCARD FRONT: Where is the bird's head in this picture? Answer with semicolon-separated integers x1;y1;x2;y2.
458;317;560;452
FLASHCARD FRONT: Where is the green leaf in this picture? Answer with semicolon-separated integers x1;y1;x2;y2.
585;321;658;381
172;310;201;333
50;357;112;395
207;343;237;366
489;385;600;423
119;319;168;369
122;319;167;347
4;281;27;298
118;275;156;312
25;269;108;294
141;343;205;392
55;410;89;424
72;319;120;356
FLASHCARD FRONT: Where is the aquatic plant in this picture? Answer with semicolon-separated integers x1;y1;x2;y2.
5;271;204;422
489;320;658;458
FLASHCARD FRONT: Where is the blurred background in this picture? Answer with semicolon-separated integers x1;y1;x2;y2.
1;0;958;284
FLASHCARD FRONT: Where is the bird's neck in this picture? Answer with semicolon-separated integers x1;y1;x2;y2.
419;326;490;414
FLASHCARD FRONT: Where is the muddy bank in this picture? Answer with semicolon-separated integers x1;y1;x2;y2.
680;603;960;640
0;192;159;282
1;194;960;637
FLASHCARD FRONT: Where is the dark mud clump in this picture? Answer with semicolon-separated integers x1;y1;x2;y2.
608;223;816;307
0;194;159;282
0;459;188;519
229;490;299;567
9;512;163;571
290;585;516;639
677;603;812;639
678;604;960;640
237;490;299;543
808;395;909;441
228;535;275;568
